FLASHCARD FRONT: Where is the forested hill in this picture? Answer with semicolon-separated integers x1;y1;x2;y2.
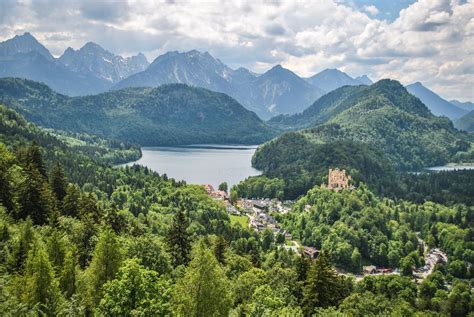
269;79;438;129
235;80;473;199
0;78;276;145
455;110;474;132
0;103;140;182
261;79;470;171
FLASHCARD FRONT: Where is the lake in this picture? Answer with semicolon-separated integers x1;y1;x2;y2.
124;145;261;188
425;164;474;172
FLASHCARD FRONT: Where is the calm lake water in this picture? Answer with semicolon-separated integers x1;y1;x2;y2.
125;145;261;188
425;164;474;172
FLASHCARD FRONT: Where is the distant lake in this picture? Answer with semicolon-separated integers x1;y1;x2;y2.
425;164;474;172
124;145;261;188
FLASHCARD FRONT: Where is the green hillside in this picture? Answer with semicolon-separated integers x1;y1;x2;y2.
0;103;140;169
0;78;276;145
455;110;474;132
0;79;471;317
236;80;472;199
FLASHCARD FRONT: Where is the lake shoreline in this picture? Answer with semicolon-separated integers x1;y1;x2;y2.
121;144;261;189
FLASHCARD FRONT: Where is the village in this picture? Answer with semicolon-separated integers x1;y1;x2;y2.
204;168;448;282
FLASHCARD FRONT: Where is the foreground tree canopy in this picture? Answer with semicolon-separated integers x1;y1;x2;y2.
0;101;472;316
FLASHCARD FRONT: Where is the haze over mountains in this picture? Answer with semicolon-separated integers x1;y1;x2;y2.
0;32;472;122
0;32;371;119
58;42;150;84
0;33;148;96
406;82;468;120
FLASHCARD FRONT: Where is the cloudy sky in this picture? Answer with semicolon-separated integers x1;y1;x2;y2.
0;0;472;101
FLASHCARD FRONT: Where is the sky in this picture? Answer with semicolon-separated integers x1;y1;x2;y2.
0;0;472;101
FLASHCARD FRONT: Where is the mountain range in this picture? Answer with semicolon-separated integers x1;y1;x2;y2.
114;58;375;119
114;51;329;119
0;78;275;145
450;100;474;112
58;42;149;84
0;32;373;119
1;32;471;122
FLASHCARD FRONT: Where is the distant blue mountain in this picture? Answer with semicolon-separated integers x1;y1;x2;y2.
0;32;53;61
0;33;148;96
306;68;372;92
114;52;325;119
406;82;468;120
58;42;149;84
450;100;474;112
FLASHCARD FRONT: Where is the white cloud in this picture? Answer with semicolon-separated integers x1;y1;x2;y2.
364;5;379;16
0;0;472;100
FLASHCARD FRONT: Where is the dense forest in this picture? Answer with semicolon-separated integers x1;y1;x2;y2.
0;92;472;315
0;78;276;146
279;185;472;275
235;80;473;201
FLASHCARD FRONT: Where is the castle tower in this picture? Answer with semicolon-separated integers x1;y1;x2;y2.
327;168;351;191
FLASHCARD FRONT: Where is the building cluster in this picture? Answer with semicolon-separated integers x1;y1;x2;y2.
203;184;239;215
414;248;448;280
240;198;293;239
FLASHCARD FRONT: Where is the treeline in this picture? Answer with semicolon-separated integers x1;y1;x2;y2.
234;167;474;207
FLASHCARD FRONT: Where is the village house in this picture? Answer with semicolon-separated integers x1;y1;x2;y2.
210;190;228;200
253;200;267;211
363;265;377;274
204;184;215;194
303;246;320;259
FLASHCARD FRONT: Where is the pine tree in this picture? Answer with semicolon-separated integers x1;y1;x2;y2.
302;252;346;315
78;193;101;223
296;255;311;282
18;141;47;179
23;244;64;315
351;248;362;273
46;230;67;272
165;209;191;267
17;164;54;225
0;144;15;211
60;249;77;299
104;204;127;234
9;218;35;272
213;235;227;265
172;241;232;316
50;163;68;201
62;184;81;218
87;229;122;307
